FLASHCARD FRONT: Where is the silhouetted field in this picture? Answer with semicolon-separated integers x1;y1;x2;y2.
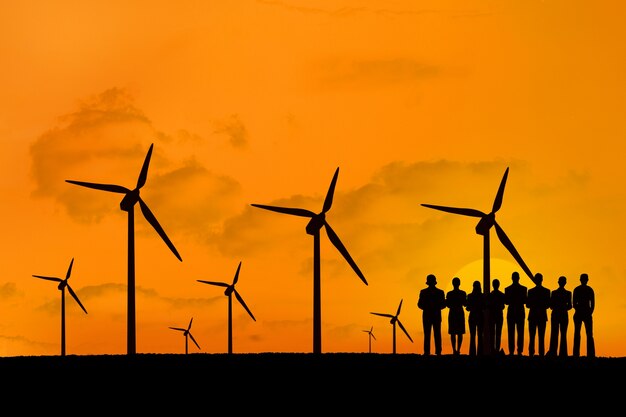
2;353;622;409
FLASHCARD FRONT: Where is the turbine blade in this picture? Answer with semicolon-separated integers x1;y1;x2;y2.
197;280;229;288
170;327;185;332
371;333;377;340
32;275;62;283
370;312;393;318
397;320;414;342
136;143;154;189
322;167;339;213
65;180;129;194
138;198;182;262
250;204;315;218
421;204;485;218
494;222;534;280
67;284;88;314
396;299;403;316
188;317;193;331
189;333;201;350
66;258;74;280
492;167;509;213
324;222;367;285
233;261;242;285
234;290;256;321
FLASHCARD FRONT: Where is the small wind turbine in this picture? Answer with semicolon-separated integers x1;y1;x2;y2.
197;261;255;354
370;299;413;354
363;325;376;353
251;167;368;354
66;143;182;355
33;258;88;356
421;166;535;355
169;317;200;354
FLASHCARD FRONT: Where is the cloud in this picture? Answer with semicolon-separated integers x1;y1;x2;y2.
0;283;20;301
257;0;439;18
212;114;249;149
30;88;244;242
211;159;557;286
313;58;439;90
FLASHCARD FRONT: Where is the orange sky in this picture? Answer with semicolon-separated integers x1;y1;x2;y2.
1;0;625;357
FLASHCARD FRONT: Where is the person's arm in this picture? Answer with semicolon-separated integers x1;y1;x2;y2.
590;288;595;314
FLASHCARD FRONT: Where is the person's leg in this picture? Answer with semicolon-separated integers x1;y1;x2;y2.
434;323;442;355
528;323;536;356
423;318;432;355
495;316;503;353
538;321;546;356
507;318;515;355
572;318;582;357
559;319;568;356
518;318;525;355
585;317;595;357
548;317;558;356
469;322;476;356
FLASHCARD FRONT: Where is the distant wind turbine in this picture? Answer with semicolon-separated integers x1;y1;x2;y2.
421;166;535;355
33;257;88;356
251;167;368;354
169;317;200;354
197;261;255;354
66;143;182;355
363;325;376;353
370;299;413;354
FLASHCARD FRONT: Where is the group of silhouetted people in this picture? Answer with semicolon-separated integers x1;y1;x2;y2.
416;272;595;357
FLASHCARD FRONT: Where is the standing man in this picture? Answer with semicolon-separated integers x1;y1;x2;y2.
487;278;506;354
573;273;595;357
417;274;446;356
526;272;551;357
548;275;572;357
504;271;527;355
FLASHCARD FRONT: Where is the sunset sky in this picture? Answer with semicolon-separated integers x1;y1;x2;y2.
1;0;625;357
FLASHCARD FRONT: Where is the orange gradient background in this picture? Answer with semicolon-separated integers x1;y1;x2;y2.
1;0;624;357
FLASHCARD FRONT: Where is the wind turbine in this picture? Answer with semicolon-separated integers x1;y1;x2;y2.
421;166;535;355
33;258;88;356
251;167;368;354
363;325;376;353
370;299;413;354
66;143;182;355
197;261;255;354
169;317;200;354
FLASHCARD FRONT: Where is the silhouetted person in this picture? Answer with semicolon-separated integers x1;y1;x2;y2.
446;277;467;355
418;274;446;356
487;278;506;354
504;271;527;355
548;275;572;357
466;280;485;356
573;273;595;357
526;272;551;357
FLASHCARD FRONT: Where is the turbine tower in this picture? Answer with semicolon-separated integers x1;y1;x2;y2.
169;317;200;354
33;257;88;356
66;143;182;355
370;299;413;354
197;261;255;354
251;167;368;354
421;166;535;355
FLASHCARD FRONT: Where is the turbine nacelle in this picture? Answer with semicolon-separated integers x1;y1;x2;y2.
305;213;325;235
120;189;140;212
475;212;495;236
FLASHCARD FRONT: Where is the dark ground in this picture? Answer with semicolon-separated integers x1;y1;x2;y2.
2;353;622;410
